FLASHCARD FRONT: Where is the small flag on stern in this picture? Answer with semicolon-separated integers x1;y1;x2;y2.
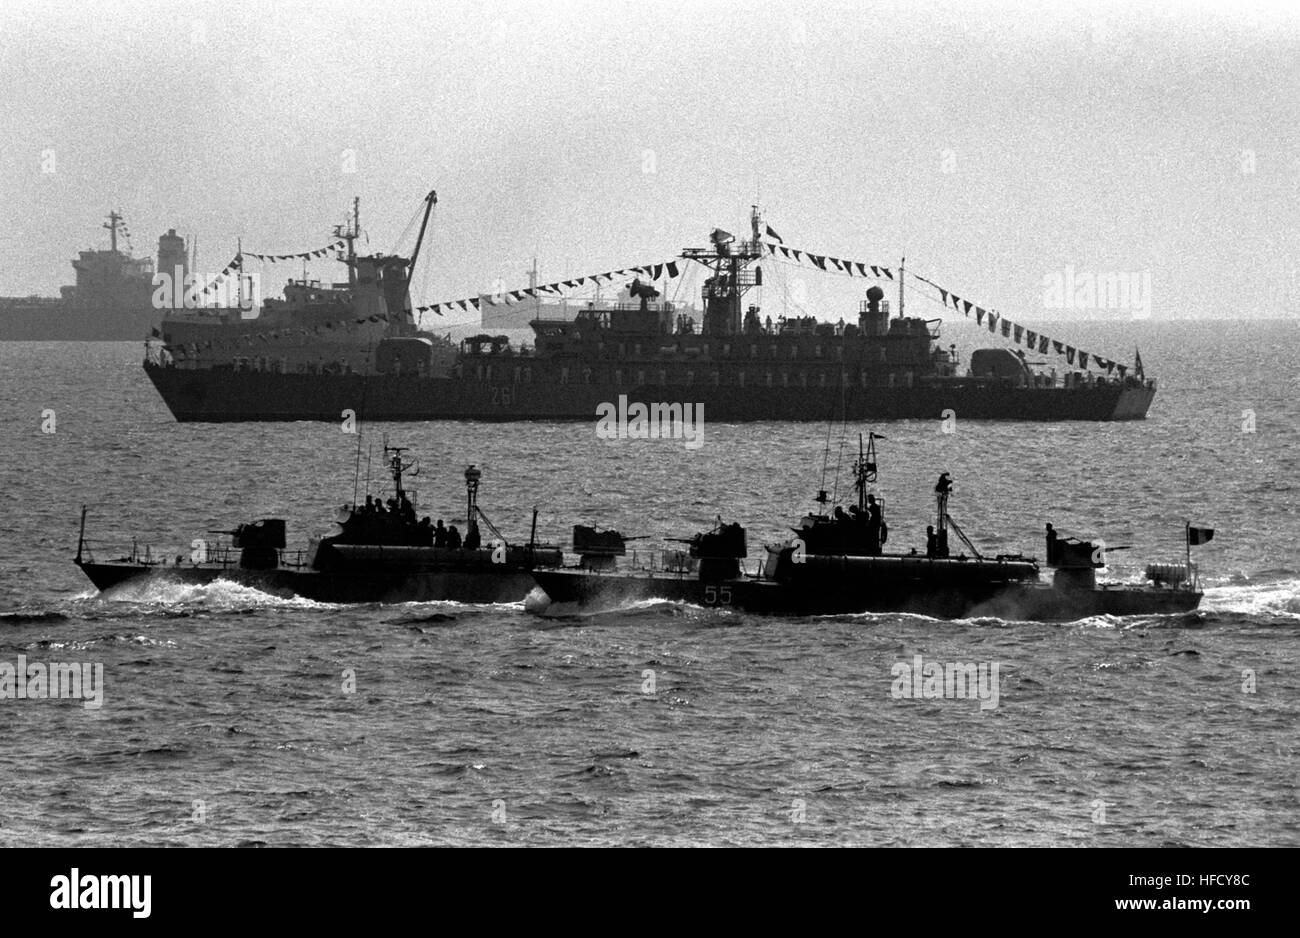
1187;525;1214;546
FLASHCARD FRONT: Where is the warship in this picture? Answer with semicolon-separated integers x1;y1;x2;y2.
143;195;1155;422
75;445;561;604
528;435;1208;621
148;194;457;379
0;212;187;340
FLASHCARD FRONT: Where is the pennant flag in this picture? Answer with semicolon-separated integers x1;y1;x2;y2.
1039;336;1049;353
987;313;998;333
563;280;576;288
881;268;893;280
765;243;777;255
524;288;537;297
1052;340;1064;354
1066;346;1076;364
652;264;664;279
1187;525;1214;546
765;224;783;243
1078;351;1089;369
811;255;827;270
1025;329;1037;348
975;308;985;325
963;300;973;315
1001;320;1011;337
470;297;481;308
1013;324;1023;343
939;289;949;306
792;250;803;261
780;247;791;258
666;262;679;278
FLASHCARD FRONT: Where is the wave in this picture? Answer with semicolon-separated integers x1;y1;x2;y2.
79;577;341;613
1199;578;1300;622
525;588;729;623
26;634;177;651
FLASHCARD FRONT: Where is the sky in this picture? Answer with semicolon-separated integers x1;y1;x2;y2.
2;0;1298;331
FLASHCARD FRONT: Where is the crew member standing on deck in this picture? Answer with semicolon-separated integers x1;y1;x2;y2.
865;494;883;555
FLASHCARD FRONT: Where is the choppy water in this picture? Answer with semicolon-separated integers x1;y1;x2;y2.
0;320;1297;845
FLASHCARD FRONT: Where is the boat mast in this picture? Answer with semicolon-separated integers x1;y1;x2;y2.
335;197;360;287
386;445;411;502
854;432;879;512
898;255;905;319
104;210;124;253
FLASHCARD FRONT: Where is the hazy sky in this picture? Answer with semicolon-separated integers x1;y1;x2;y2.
2;0;1297;331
